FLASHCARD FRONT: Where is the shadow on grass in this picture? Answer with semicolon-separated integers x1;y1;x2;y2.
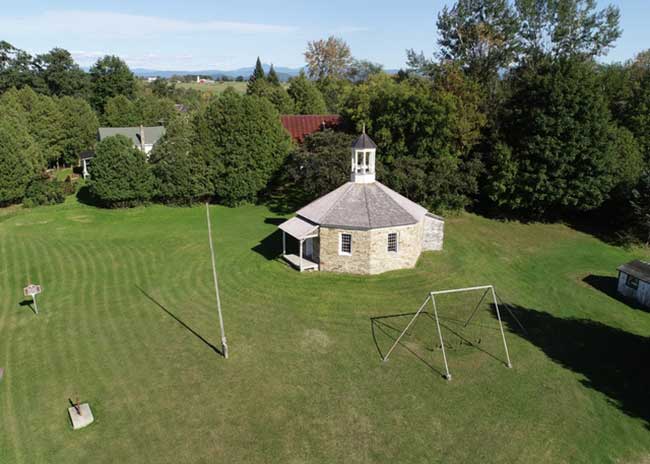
76;185;100;207
371;311;512;379
136;286;224;357
251;218;298;261
582;274;648;312
370;313;445;378
498;302;650;428
19;299;36;314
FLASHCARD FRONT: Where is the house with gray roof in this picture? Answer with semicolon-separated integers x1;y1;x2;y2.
279;130;444;274
81;126;166;179
617;260;650;308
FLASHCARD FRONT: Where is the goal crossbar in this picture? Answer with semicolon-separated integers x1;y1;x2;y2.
382;285;512;380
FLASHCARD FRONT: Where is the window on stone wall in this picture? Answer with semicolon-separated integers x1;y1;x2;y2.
387;232;398;252
340;233;352;255
626;274;639;289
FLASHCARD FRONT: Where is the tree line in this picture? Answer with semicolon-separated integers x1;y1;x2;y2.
0;0;649;244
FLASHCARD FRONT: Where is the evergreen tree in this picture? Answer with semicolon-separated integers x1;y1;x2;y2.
89;55;137;111
247;57;266;94
267;64;280;86
58;97;99;166
2;87;66;166
0;119;35;206
193;92;292;205
36;48;90;98
89;135;155;207
149;117;211;205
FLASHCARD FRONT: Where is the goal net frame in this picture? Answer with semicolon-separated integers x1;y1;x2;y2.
382;285;512;381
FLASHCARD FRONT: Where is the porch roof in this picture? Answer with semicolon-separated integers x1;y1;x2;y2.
279;216;318;240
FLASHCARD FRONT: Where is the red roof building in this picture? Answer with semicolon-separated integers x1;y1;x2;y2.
280;115;342;143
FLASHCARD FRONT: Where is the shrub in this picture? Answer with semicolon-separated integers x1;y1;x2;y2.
23;175;66;208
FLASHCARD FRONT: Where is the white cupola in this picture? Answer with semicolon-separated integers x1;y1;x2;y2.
351;125;377;184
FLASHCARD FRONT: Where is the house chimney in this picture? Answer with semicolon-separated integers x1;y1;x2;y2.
140;125;145;152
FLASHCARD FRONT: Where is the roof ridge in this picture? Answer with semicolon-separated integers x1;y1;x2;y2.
373;183;419;223
362;184;372;228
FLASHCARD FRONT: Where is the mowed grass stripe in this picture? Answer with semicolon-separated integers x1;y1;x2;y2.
1;202;649;463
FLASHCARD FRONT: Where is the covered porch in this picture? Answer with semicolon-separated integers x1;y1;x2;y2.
279;216;320;272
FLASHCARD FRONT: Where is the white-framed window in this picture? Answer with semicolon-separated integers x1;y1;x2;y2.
340;233;352;255
387;232;398;252
626;274;639;289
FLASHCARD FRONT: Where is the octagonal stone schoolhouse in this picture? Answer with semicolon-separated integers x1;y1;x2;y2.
279;130;444;275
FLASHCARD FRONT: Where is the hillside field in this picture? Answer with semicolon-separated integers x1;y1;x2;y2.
1;198;649;463
174;81;288;94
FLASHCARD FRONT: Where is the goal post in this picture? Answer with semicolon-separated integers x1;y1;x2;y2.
382;285;512;380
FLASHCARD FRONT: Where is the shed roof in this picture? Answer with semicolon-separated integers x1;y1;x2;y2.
618;260;650;283
280;115;342;142
98;126;166;146
295;181;432;230
278;216;319;240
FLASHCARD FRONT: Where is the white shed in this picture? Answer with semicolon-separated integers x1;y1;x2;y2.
617;260;650;308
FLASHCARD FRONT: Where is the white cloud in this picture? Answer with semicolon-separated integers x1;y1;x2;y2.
0;10;297;39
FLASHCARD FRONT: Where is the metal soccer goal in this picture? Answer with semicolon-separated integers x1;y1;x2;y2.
382;285;512;381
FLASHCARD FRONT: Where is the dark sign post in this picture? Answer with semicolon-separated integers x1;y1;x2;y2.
23;284;42;315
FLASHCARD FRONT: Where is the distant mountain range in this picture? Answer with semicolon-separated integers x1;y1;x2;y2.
131;64;400;81
132;64;304;82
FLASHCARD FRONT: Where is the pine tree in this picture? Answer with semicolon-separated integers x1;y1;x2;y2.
268;64;280;86
247;57;266;94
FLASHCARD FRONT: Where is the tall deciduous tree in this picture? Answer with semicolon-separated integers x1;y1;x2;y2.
343;73;486;211
627;71;650;161
103;95;139;127
432;0;520;84
516;0;620;60
631;170;650;244
89;55;136;111
287;71;328;114
304;36;353;80
90;135;155;207
284;130;355;201
193;91;292;205
486;58;622;216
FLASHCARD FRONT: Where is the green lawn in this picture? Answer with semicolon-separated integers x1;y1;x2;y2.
1;198;649;463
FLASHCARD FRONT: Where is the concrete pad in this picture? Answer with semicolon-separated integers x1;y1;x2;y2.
68;403;94;430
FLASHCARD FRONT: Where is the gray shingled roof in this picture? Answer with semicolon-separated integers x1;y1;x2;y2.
352;133;377;150
618;260;650;283
98;126;166;146
295;181;430;230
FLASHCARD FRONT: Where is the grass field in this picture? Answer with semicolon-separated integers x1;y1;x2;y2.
1;198;649;463
175;81;289;94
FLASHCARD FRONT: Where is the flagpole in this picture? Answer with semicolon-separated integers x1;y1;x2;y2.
206;202;228;358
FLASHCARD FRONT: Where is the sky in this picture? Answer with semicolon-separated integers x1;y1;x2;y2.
1;0;648;71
